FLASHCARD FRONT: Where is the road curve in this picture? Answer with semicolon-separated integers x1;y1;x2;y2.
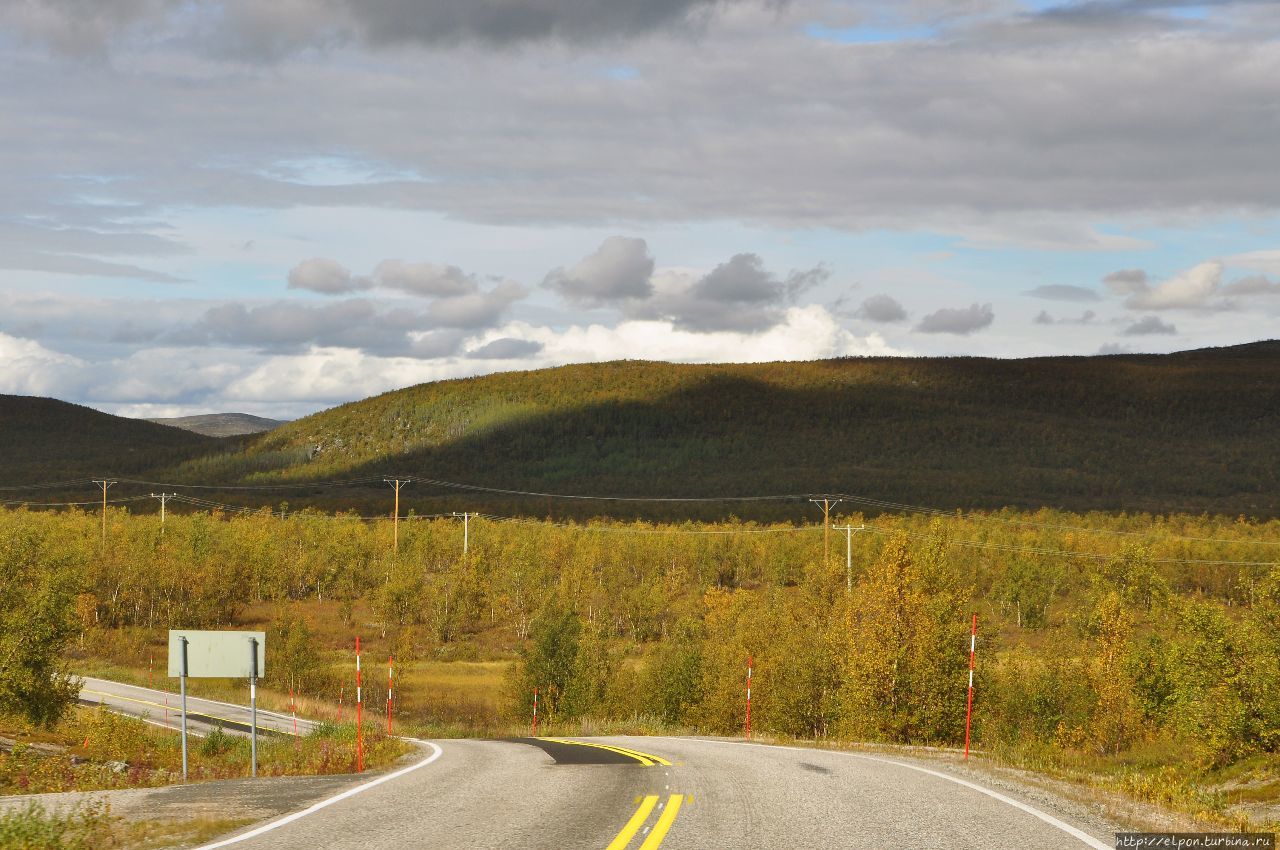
78;677;317;738
188;735;1115;850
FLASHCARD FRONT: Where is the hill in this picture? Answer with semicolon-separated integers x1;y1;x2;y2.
0;395;218;488
147;413;286;438
166;341;1280;518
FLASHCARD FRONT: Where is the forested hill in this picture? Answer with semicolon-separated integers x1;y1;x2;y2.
159;340;1280;518
0;395;217;486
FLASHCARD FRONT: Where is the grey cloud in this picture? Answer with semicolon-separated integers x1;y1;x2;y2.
1024;284;1101;302
916;303;995;335
287;257;363;294
182;286;520;355
855;294;908;323
1122;314;1177;335
1033;309;1096;325
544;236;654;305
1098;342;1132;354
0;249;185;283
375;259;478;297
5;14;1280;242
467;337;544;359
1103;269;1150;295
427;281;525;329
629;254;830;333
288;257;485;298
7;0;735;55
1221;274;1280;297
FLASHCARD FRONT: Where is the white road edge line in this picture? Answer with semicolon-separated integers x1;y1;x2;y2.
641;737;1110;850
189;739;444;850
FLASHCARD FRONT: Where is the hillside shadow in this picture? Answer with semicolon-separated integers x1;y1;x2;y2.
311;350;1280;520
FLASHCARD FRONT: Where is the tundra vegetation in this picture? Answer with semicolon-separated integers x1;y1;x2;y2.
3;503;1280;826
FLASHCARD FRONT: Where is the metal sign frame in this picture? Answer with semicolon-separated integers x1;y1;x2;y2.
166;630;266;781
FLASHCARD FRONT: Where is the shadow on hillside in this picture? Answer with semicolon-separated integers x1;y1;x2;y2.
316;351;1280;520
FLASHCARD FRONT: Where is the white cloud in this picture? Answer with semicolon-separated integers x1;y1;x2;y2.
1125;261;1223;310
0;332;84;396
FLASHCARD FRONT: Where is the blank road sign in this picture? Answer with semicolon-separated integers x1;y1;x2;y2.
168;629;266;678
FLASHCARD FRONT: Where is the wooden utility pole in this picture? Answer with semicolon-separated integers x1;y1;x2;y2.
832;523;866;593
93;480;116;546
384;479;409;554
809;497;841;564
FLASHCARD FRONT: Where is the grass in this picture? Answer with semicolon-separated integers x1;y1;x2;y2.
0;707;412;796
0;801;249;850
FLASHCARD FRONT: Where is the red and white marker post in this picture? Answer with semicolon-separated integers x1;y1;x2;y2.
745;655;753;740
531;687;539;736
338;681;344;724
387;655;394;736
290;686;299;738
964;613;977;760
355;637;364;772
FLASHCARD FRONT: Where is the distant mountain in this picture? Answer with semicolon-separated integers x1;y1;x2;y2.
0;395;216;486
147;413;287;438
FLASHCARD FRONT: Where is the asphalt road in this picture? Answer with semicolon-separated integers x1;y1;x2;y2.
80;680;1116;849
187;736;1114;850
78;677;317;738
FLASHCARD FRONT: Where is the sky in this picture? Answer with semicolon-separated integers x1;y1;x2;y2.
1;0;1278;419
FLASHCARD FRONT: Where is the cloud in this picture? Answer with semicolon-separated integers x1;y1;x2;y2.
1097;342;1132;355
1024;284;1100;302
1221;274;1280;297
543;236;655;305
628;254;830;333
1103;268;1149;295
288;258;362;294
1033;309;1096;325
855;294;908;323
466;337;544;359
916;303;995;335
427;281;526;329
0;332;85;397
5;0;735;56
374;259;479;297
1125;261;1222;310
1226;250;1280;276
1122;315;1177;335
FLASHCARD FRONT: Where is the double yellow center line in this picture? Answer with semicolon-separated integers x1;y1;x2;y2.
540;738;684;848
541;738;672;767
606;794;685;850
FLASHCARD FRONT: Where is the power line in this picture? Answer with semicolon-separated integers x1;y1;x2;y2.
0;472;1277;548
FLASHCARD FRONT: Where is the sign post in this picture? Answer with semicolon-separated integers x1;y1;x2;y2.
249;636;259;778
179;635;189;782
168;630;266;781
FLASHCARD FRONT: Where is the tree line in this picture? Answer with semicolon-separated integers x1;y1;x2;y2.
3;504;1280;774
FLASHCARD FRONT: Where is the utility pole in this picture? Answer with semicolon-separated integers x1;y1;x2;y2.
832;523;866;594
93;480;116;546
809;497;841;565
452;511;470;556
384;479;409;554
150;492;178;533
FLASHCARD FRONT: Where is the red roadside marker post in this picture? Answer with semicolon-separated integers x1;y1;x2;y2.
745;656;753;740
531;687;539;736
387;655;394;736
964;613;977;760
355;637;364;772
